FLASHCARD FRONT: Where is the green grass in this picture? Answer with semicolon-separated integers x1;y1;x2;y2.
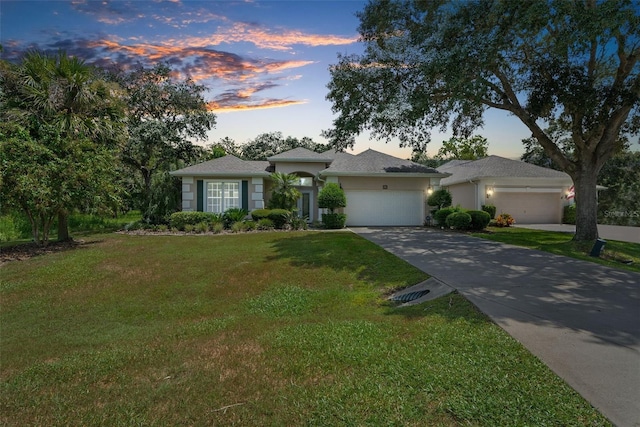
473;227;640;272
0;232;609;426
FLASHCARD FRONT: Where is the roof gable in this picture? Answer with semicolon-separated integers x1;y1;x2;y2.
323;148;442;175
438;155;570;185
171;155;271;176
268;147;334;162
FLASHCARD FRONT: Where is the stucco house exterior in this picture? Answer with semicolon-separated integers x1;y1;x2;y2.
437;156;574;224
170;147;448;226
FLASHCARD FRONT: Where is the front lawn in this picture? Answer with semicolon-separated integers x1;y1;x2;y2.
0;232;609;425
473;227;640;272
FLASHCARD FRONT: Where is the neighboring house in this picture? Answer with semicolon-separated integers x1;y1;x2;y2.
437;156;574;224
170;147;447;226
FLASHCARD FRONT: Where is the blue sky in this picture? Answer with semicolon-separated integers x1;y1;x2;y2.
1;0;552;159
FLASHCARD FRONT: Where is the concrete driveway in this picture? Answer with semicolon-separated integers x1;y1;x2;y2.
352;227;640;427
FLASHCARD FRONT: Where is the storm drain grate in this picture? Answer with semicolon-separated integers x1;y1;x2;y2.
391;290;430;303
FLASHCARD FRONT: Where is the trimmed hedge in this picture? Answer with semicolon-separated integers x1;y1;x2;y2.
322;213;347;229
251;209;271;221
468;210;491;230
268;209;291;229
435;207;457;226
446;211;472;230
170;212;221;231
563;204;576;224
482;204;497;219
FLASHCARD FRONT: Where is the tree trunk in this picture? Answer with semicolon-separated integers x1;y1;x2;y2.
573;171;599;241
57;210;71;242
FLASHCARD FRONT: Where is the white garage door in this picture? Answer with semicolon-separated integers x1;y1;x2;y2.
492;192;562;224
344;190;424;226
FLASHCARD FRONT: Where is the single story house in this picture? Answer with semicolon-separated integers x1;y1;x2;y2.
170;147;448;226
437;156;574;224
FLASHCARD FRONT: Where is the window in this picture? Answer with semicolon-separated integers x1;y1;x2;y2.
295;177;313;187
206;181;239;213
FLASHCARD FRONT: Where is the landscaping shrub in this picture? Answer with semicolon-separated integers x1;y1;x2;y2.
257;218;275;230
434;207;457;226
318;183;346;213
290;216;308;230
251;209;271;221
184;224;195;233
468;210;491;230
244;220;257;231
212;222;224;234
482;204;497;219
268;209;291;229
231;221;247;233
427;189;452;209
563;204;576;224
194;222;209;233
170;212;218;231
223;207;248;228
495;213;516;227
446;211;472;230
321;213;347;229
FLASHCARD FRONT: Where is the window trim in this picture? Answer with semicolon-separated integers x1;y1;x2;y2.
204;180;242;213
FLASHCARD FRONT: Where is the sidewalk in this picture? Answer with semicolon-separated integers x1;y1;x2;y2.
353;227;640;427
514;224;640;244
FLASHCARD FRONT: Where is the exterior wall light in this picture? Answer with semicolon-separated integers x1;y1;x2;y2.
486;187;494;198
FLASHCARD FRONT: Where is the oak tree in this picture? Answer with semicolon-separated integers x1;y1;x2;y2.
325;0;639;240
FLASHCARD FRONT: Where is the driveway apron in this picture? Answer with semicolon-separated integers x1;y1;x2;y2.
352;227;640;427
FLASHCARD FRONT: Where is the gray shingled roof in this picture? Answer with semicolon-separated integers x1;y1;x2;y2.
438;155;570;185
267;147;334;162
170;155;271;177
322;149;442;175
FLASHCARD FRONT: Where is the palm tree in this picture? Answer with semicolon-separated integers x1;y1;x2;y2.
268;172;302;211
2;51;126;241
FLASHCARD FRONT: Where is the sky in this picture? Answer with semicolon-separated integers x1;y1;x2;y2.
0;0;576;159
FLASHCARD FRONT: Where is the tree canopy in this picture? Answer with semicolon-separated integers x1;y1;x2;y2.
116;63;216;223
325;0;639;240
241;132;329;160
0;51;126;243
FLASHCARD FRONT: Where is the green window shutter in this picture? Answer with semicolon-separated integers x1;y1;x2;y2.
242;180;249;211
197;180;204;212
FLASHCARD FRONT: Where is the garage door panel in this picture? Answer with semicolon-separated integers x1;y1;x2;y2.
492;192;562;224
344;191;424;226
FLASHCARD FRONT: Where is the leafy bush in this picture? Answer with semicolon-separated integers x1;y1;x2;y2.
495;213;516;227
318;183;346;213
427;189;452;209
563;204;576;224
0;215;25;242
223;207;248;228
257;218;275;230
212;223;224;234
446;211;472;229
244;220;257;231
251;209;271;221
434;207;457;226
184;224;195;233
467;210;491;230
322;213;347;229
268;209;291;229
170;212;218;231
482;204;497;219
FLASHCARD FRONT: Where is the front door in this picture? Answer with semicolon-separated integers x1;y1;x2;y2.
298;191;312;221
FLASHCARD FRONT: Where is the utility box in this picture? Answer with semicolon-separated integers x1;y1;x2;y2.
590;238;606;257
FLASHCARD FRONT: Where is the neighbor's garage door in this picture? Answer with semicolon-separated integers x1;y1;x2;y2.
492;192;562;224
344;190;424;226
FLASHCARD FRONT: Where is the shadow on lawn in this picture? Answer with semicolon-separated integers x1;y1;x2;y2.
354;227;640;349
265;231;423;290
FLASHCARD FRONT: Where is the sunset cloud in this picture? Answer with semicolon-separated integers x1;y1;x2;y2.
4;1;358;114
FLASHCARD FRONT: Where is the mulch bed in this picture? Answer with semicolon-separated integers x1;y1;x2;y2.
0;240;86;265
